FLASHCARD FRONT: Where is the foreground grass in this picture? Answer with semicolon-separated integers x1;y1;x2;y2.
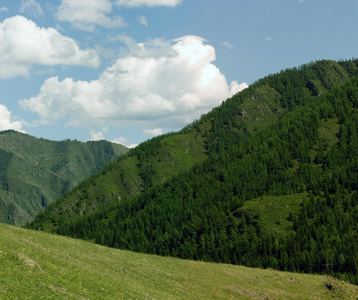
1;224;357;299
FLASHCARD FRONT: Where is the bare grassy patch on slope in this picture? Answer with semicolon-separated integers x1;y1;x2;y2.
239;193;306;235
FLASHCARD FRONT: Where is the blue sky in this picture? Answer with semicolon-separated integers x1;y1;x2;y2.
0;0;357;147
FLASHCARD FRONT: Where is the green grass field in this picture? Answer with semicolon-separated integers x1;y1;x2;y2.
1;223;357;299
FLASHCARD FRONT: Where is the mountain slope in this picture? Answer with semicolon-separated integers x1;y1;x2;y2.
28;61;309;231
0;130;128;226
28;89;285;231
1;223;357;299
30;60;357;228
29;59;358;283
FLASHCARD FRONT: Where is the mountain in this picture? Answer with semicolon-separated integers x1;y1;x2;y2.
0;130;128;226
1;223;358;299
29;59;358;284
28;70;285;231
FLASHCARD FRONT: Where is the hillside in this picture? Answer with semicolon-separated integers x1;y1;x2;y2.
29;59;358;283
0;130;128;226
28;66;288;231
1;223;357;299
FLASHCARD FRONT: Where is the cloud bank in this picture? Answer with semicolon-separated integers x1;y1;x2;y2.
0;16;100;79
56;0;180;30
57;0;126;31
19;35;248;137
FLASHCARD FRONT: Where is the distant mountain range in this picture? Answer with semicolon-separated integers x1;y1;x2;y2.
0;130;128;225
26;59;358;284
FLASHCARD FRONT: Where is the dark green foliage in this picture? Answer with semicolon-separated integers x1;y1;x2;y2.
30;59;358;285
86;140;119;172
0;149;13;191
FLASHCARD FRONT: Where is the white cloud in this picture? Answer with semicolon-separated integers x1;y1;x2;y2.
230;81;249;96
20;0;44;17
0;16;100;79
90;130;105;141
221;42;234;49
0;104;25;133
111;136;137;148
137;15;148;27
116;0;182;7
265;36;273;41
19;35;248;138
0;7;8;12
144;128;163;136
57;0;127;31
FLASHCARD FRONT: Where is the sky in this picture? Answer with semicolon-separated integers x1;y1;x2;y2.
0;0;357;147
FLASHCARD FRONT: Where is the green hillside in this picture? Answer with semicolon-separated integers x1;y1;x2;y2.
0;130;128;226
29;59;358;284
27;64;288;231
1;223;357;299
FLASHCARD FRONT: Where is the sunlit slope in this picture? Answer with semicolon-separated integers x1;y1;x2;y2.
1;223;357;299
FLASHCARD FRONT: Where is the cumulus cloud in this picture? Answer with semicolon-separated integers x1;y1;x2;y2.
0;16;100;79
57;0;127;31
20;0;44;17
137;15;148;27
116;0;182;7
0;104;25;133
0;7;8;12
19;35;248;138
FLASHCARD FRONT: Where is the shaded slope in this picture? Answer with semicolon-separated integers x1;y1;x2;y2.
0;130;128;225
1;223;358;299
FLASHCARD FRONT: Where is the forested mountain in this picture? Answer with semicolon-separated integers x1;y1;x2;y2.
0;130;128;225
29;59;358;284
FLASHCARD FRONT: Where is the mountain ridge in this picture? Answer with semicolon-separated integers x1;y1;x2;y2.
0;130;128;225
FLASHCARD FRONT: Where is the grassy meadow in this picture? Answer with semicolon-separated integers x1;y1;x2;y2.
1;223;357;299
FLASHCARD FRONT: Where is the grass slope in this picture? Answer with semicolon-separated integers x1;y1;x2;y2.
1;223;357;299
0;131;128;226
